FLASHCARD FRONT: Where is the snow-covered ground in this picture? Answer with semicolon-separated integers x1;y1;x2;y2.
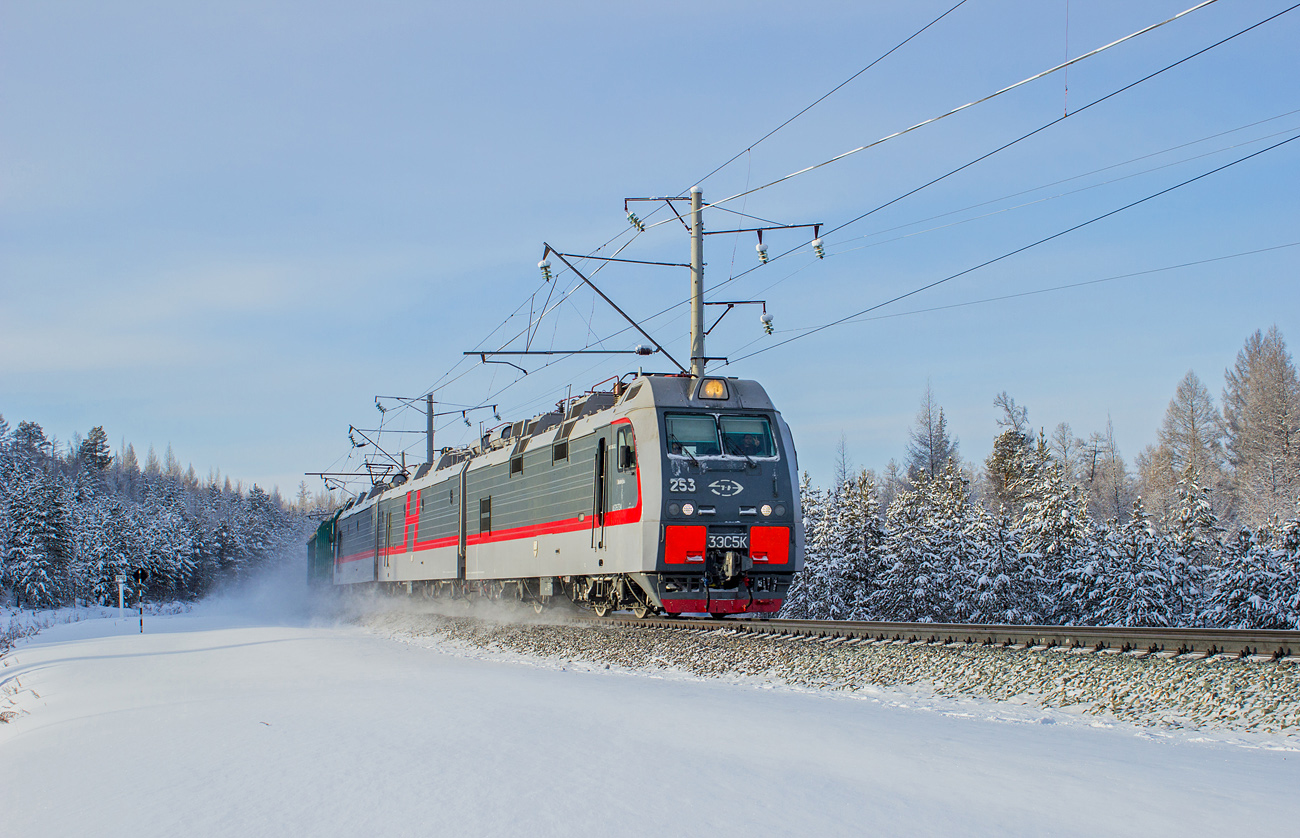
2;577;1298;837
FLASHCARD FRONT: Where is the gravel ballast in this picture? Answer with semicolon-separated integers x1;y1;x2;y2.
358;606;1300;734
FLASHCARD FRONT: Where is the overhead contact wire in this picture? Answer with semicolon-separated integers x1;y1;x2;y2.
690;0;972;188
726;132;1300;365
642;0;1223;235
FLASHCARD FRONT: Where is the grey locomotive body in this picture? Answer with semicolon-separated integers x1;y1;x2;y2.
317;374;803;617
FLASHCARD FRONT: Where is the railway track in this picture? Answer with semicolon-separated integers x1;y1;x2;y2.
582;614;1300;659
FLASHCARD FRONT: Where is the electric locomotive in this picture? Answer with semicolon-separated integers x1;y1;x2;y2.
307;373;803;617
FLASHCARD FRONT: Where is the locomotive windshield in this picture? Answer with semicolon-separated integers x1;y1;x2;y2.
719;416;775;457
666;413;777;458
665;414;722;457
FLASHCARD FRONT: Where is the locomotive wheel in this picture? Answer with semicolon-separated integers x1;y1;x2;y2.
592;602;610;617
709;612;729;620
631;603;649;619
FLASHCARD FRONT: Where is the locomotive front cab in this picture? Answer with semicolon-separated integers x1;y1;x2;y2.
647;376;801;616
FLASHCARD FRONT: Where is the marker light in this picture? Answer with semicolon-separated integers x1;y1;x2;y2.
761;504;772;516
681;502;695;516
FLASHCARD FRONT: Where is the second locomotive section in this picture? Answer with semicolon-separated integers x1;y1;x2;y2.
327;374;803;617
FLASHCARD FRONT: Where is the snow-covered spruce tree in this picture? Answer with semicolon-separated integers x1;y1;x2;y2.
138;487;198;601
1094;499;1176;627
964;506;1036;624
869;462;968;623
1201;526;1288;629
845;471;886;619
1277;511;1300;628
1056;519;1117;626
2;424;73;607
780;474;825;619
1163;467;1224;625
1017;457;1091;624
930;462;981;622
867;481;930;622
77;426;113;473
794;480;858;620
76;494;143;605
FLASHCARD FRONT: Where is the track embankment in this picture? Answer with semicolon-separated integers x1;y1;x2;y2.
362;608;1300;734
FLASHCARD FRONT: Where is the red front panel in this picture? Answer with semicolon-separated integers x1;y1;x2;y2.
749;526;790;565
664;525;706;564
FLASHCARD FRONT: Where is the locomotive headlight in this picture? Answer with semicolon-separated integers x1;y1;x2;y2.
668;503;681;515
698;378;729;400
774;504;786;516
681;502;695;516
760;504;772;517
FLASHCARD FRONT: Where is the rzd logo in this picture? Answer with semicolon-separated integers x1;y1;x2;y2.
708;479;743;497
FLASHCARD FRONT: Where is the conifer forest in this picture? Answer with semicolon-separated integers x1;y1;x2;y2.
784;326;1300;629
0;419;310;609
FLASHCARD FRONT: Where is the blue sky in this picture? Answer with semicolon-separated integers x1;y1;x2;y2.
3;0;1297;496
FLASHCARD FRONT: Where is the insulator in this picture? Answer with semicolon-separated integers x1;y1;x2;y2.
812;238;826;259
538;259;553;282
635;344;654;356
761;312;774;335
627;211;645;233
756;242;769;264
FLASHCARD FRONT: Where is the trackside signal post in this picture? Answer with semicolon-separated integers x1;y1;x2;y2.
133;567;149;633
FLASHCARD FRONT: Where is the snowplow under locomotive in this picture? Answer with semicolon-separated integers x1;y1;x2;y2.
308;374;803;617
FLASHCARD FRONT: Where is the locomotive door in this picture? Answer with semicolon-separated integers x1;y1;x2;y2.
372;499;382;582
610;423;637;514
382;509;394;578
593;423;636;550
592;435;608;549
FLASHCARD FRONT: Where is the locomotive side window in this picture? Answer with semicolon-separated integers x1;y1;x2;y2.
665;414;721;457
616;426;636;471
719;416;776;458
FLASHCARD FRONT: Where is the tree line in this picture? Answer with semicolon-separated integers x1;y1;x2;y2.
0;418;309;608
786;327;1300;628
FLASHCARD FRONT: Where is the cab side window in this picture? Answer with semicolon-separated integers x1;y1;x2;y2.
616;426;636;471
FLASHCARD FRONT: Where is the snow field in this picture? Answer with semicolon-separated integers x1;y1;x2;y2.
2;599;1299;837
360;605;1300;734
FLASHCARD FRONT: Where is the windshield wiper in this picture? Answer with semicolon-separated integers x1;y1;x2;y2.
668;433;699;466
722;435;756;467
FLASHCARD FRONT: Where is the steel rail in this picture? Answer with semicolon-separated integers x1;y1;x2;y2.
579;615;1300;659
